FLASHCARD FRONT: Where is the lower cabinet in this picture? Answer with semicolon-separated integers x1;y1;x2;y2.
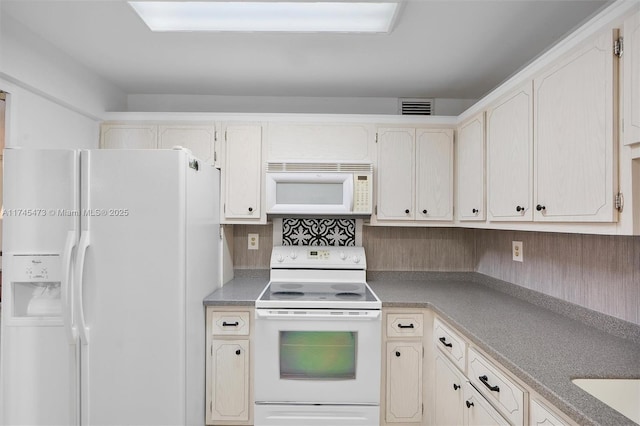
530;397;570;426
386;341;423;422
463;382;510;426
382;310;426;425
206;308;253;425
434;353;466;426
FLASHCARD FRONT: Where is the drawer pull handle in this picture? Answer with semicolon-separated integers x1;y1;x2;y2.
466;401;474;408
439;337;453;348
398;323;414;329
395;351;401;357
222;321;239;327
235;349;241;355
453;384;460;391
479;375;500;392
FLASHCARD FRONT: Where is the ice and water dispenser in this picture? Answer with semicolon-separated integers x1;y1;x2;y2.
6;255;63;323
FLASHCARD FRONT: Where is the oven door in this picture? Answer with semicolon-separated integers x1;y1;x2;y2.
254;309;381;404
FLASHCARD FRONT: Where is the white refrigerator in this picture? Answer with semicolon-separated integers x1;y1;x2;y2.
1;148;220;425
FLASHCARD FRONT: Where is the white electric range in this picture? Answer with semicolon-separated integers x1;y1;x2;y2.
254;246;381;426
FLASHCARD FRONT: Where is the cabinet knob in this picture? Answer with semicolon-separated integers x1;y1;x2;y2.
248;207;254;212
472;208;479;214
516;205;524;212
235;349;241;355
453;384;460;391
395;351;401;357
466;401;474;409
422;209;427;214
405;209;410;214
536;204;546;212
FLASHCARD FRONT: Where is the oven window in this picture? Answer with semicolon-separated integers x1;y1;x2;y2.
279;331;357;380
276;183;344;205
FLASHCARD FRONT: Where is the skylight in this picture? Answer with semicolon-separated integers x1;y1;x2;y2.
128;1;399;33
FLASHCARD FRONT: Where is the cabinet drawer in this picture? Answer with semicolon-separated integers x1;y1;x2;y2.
211;311;250;336
433;318;467;372
386;313;424;338
468;347;526;426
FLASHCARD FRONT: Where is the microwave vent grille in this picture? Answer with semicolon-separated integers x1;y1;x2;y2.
267;162;372;173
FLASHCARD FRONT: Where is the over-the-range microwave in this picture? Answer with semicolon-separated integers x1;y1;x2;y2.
265;162;373;215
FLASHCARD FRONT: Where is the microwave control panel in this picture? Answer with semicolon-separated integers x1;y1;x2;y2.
353;174;372;213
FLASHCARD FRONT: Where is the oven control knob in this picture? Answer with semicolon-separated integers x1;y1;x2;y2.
290;251;298;260
276;254;284;263
353;256;361;264
339;251;347;260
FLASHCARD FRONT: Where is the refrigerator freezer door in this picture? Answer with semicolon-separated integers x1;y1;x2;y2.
1;149;79;426
2;149;79;253
78;149;217;425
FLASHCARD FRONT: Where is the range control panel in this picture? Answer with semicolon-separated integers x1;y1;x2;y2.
270;246;366;269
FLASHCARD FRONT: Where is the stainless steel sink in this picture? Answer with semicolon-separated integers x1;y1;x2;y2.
572;378;640;424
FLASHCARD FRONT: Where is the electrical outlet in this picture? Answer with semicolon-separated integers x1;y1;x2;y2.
512;241;523;262
248;233;259;250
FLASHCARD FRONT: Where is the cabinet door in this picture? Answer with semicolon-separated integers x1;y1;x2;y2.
377;128;415;220
624;11;640;145
463;383;509;426
223;124;262;220
100;124;157;149
158;125;216;164
457;114;486;221
416;129;454;221
209;340;250;423
530;398;568;426
534;29;616;222
434;353;465;426
385;341;422;423
487;83;533;221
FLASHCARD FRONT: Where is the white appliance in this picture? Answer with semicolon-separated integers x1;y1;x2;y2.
265;162;373;215
254;246;381;426
1;148;220;426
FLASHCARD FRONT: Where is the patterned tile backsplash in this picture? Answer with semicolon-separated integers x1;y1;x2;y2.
282;218;356;246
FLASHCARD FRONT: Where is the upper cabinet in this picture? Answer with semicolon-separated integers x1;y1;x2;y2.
457;114;485;221
266;122;374;162
158;125;216;164
416;129;454;221
221;123;264;223
623;9;640;146
376;128;415;221
101;124;158;149
101;124;218;166
486;83;533;222
376;127;453;222
533;29;617;222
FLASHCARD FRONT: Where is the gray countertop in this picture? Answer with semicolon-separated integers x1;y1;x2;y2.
203;270;640;426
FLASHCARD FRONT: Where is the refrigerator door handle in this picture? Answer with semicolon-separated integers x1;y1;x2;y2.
75;231;91;345
62;231;78;344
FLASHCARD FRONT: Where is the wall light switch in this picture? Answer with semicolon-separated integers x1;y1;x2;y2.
512;241;523;262
248;233;259;250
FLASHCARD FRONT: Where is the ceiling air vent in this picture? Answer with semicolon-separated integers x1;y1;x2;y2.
399;98;434;116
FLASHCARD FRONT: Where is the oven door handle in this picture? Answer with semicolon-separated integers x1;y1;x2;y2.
255;310;381;320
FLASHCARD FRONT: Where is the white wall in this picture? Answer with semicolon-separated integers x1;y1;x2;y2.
126;94;477;116
1;79;99;149
0;14;126;119
0;13;128;149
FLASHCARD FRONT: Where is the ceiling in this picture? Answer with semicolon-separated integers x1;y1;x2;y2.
1;0;610;100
